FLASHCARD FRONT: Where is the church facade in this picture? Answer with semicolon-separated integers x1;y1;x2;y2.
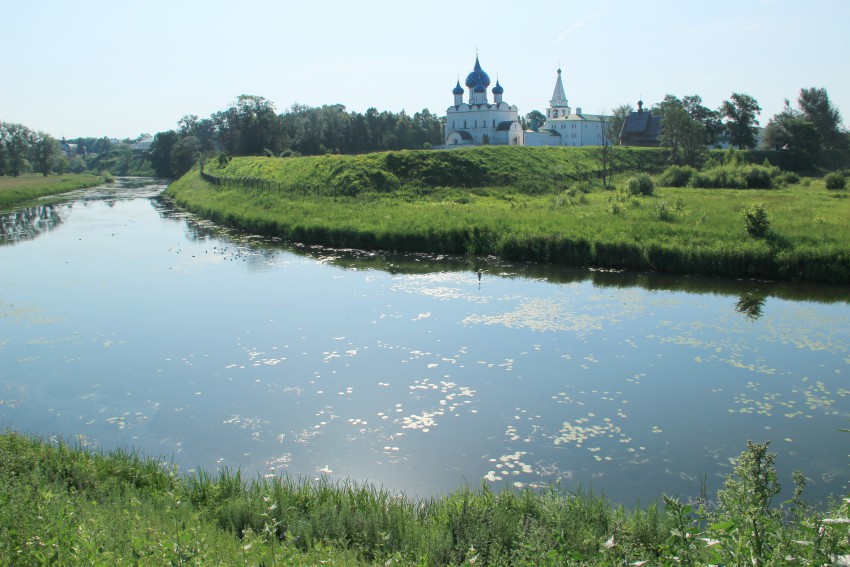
444;57;608;148
444;56;524;147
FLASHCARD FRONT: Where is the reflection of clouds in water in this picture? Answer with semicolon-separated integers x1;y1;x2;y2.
392;272;488;303
463;296;644;333
657;320;778;375
759;310;850;354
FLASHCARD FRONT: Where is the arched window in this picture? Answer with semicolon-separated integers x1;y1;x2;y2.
464;120;467;128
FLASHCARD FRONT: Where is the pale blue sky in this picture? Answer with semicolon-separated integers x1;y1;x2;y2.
2;0;848;140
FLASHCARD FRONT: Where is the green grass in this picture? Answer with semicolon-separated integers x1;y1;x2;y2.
3;431;849;565
0;173;105;211
167;147;850;283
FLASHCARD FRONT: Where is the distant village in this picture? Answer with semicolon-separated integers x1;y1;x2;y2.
442;55;739;150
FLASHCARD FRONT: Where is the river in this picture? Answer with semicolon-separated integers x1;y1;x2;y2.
1;177;849;505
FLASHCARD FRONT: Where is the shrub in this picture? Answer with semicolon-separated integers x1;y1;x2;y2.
780;171;800;185
743;203;771;237
654;201;674;221
824;172;846;190
688;164;779;189
658;165;696;187
626;174;655;196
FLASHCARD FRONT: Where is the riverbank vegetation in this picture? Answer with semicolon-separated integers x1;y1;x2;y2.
0;121;153;179
166;146;850;283
2;431;848;565
0;173;106;210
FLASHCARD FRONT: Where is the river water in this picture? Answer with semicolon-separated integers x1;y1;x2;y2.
1;178;849;505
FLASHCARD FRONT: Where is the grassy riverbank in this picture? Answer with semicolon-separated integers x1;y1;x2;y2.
167;147;850;283
2;431;848;565
0;173;106;211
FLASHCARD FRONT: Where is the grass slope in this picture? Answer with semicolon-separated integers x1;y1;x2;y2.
166;147;850;283
0;173;105;211
3;432;848;565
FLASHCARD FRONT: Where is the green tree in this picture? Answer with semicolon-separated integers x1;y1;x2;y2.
524;110;546;131
214;95;284;156
683;94;722;145
762;100;821;170
31;132;59;176
658;100;708;166
798;87;846;150
720;93;762;149
171;135;201;177
148;130;179;178
798;87;849;167
607;103;633;145
1;122;34;176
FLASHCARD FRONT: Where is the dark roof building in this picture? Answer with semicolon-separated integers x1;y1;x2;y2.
619;100;662;146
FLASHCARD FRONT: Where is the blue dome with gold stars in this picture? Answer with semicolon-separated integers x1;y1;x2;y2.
452;80;464;95
492;80;503;95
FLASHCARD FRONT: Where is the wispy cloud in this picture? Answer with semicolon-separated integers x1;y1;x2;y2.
555;9;610;43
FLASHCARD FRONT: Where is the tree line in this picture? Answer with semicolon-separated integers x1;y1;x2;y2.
0;122;61;177
523;87;848;171
0;122;154;177
148;95;445;178
4;87;845;180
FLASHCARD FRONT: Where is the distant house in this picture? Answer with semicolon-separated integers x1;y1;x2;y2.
619;100;662;146
131;134;154;150
60;143;79;159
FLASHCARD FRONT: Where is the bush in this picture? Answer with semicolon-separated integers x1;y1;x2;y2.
626;174;655;196
743;203;771;238
658;165;696;187
824;172;846;190
780;171;800;185
688;164;779;189
654;201;674;221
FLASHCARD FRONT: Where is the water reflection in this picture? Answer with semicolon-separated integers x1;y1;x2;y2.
0;204;63;244
736;293;767;321
2;180;850;507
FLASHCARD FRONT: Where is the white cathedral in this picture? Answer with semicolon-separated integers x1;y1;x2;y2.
444;56;608;148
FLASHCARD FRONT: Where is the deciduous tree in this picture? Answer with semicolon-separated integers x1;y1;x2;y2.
31;133;59;176
720;93;761;149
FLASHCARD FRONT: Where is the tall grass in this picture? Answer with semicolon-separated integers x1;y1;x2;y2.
169;148;850;283
3;431;849;565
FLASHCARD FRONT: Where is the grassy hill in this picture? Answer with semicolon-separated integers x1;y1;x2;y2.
200;145;669;195
166;146;850;283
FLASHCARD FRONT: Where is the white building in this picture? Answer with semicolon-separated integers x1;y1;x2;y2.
444;56;524;147
443;59;609;148
525;68;608;147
